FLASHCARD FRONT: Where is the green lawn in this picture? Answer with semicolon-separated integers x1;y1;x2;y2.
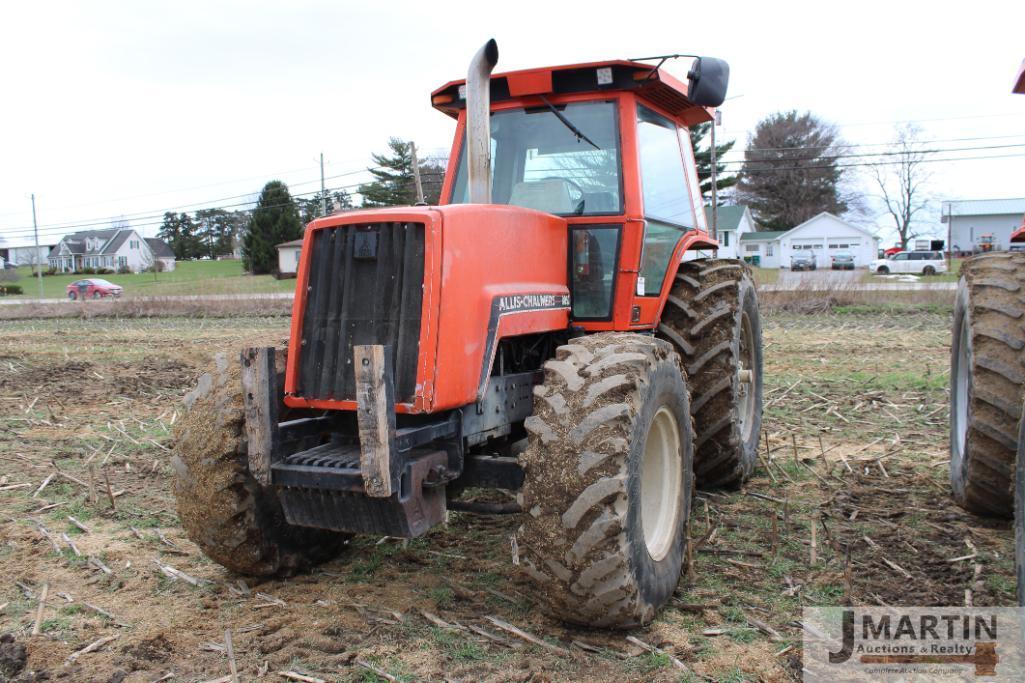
3;260;297;299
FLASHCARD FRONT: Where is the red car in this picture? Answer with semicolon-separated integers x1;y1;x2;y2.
66;278;123;300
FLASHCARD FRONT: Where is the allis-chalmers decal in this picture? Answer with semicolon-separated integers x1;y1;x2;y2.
495;293;571;314
476;292;571;401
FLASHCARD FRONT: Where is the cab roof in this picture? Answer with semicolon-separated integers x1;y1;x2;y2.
431;60;713;126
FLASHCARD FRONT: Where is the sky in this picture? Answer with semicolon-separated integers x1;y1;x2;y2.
1;0;1023;248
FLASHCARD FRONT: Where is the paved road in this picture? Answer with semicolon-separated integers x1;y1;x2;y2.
1;278;956;308
0;292;295;306
765;268;955;292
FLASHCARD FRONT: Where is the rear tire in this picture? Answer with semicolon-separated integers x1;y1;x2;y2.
518;334;693;628
950;253;1025;517
1016;406;1025;606
923;266;936;276
657;259;763;488
172;350;349;575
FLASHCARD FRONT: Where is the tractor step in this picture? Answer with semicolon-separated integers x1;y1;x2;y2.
272;444;447;538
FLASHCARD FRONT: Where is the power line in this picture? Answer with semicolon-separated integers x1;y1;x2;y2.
735;151;1025;175
717;141;1025;166
729;132;1025;154
0;171;448;240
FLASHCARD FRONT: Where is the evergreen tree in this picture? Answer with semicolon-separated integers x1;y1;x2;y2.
691;122;737;204
243;180;301;274
157;212;202;260
296;188;354;225
736;111;849;230
358;138;445;207
195;208;245;258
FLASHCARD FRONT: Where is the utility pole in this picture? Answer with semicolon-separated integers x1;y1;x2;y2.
709;110;720;243
320;152;328;216
31;193;43;300
410;142;426;205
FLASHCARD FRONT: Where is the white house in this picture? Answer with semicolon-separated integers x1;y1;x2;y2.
941;198;1025;255
48;229;176;273
739;212;879;269
277;238;303;276
702;205;756;260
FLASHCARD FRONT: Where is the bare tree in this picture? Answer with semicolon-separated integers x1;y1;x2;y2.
871;124;931;250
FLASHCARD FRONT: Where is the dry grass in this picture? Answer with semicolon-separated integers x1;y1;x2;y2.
0;309;1009;683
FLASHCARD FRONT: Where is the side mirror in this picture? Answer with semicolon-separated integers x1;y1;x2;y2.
687;57;730;107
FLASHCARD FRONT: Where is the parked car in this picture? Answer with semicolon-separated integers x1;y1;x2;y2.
870;251;948;276
830;253;856;270
790;253;817;271
66;278;123;300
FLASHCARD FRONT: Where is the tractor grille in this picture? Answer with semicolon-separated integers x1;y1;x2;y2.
297;221;425;403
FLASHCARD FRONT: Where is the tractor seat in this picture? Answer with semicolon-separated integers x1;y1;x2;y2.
509;180;575;214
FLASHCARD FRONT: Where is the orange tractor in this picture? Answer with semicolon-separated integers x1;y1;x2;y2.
949;58;1025;607
173;40;763;627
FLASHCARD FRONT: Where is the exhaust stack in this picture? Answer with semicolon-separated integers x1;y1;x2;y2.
466;39;499;204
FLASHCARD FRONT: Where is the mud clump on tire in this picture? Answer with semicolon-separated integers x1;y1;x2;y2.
171;351;347;576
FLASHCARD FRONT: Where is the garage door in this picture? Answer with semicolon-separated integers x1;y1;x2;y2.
826;239;860;265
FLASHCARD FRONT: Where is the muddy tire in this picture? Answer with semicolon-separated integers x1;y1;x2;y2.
172;351;348;575
657;259;763;488
518;333;693;628
950;253;1025;518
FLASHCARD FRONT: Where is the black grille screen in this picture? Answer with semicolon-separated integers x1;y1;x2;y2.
298;222;425;403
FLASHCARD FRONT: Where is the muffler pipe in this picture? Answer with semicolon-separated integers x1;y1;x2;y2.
466;39;499;204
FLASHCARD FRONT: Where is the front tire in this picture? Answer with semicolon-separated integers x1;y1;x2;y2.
172;350;349;575
877;266;890;274
519;334;693;628
950;253;1025;517
657;259;763;488
68;291;77;300
923;266;936;276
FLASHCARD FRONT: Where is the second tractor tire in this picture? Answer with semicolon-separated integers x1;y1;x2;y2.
518;333;693;628
658;259;763;488
950;252;1025;518
171;350;349;576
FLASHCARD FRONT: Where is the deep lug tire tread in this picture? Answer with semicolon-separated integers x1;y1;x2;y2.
951;253;1025;518
519;333;694;628
658;258;764;488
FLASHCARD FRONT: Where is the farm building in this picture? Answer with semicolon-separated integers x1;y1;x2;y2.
0;237;56;267
738;212;879;269
48;229;176;273
277;238;303;276
702;205;756;260
941;198;1025;255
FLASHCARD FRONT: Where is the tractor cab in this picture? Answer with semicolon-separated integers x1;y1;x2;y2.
431;51;726;330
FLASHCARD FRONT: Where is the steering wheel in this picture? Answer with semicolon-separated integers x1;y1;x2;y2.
541;176;585;203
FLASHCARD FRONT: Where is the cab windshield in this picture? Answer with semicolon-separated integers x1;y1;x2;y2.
450;101;622;215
